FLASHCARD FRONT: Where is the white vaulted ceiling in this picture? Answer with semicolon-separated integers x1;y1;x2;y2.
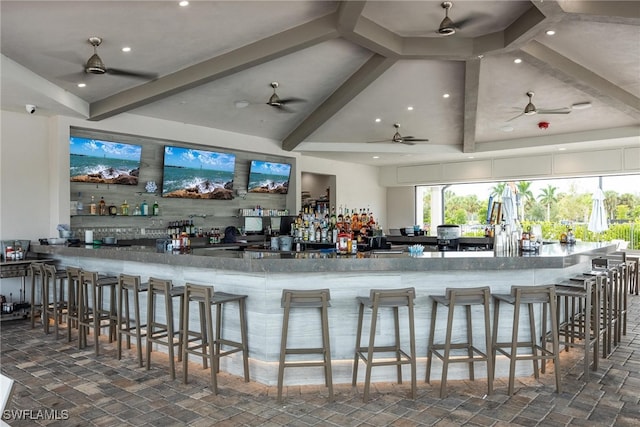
1;1;639;166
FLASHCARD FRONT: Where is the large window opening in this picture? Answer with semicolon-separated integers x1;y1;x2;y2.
417;174;640;248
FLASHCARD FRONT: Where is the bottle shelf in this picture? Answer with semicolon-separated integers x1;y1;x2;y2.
71;214;162;218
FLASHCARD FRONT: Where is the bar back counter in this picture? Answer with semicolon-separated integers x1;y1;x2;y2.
30;241;615;387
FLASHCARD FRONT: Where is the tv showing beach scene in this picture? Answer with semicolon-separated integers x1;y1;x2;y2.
70;137;142;185
247;160;291;194
162;145;236;199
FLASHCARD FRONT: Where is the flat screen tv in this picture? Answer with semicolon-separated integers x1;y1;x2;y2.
247;160;291;194
162;145;236;199
69;136;142;185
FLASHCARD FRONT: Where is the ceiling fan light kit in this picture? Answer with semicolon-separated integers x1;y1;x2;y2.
438;2;456;36
85;37;106;74
81;36;157;80
367;123;429;145
508;91;572;121
265;81;306;113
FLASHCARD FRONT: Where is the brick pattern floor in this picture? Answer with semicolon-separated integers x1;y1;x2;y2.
1;294;639;426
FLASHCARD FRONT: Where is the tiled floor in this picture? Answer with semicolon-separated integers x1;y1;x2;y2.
1;295;639;426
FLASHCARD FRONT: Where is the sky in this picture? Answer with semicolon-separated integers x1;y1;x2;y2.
164;145;236;171
69;137;141;161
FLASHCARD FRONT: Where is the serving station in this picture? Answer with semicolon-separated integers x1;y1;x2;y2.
30;241;615;386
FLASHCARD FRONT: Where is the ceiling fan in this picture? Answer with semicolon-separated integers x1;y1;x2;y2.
81;36;157;79
507;91;571;122
266;82;306;113
367;123;429;145
437;1;474;36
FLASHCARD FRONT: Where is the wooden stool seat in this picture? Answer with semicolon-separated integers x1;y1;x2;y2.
277;289;332;403
146;278;184;380
28;262;45;329
352;287;416;402
492;285;560;395
65;267;82;342
553;274;604;380
426;286;493;398
117;274;148;367
182;284;250;395
77;271;118;355
42;264;68;338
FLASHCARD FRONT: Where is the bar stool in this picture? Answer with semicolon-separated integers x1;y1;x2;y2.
277;289;332;403
426;287;493;398
552;275;603;380
77;270;118;355
28;262;45;329
42;264;68;338
182;283;250;395
117;274;148;367
66;266;82;342
352;287;416;402
492;285;560;396
146;277;184;380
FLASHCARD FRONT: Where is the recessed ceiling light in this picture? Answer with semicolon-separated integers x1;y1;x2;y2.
121;47;131;53
467;156;475;159
443;93;450;98
571;102;592;110
558;147;567;151
500;125;514;132
545;30;556;36
514;58;522;64
477;54;484;59
179;1;189;6
375;118;381;123
234;100;249;109
407;106;414;111
77;83;86;88
372;156;380;159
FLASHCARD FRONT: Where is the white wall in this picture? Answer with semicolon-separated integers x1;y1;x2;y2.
386;187;415;231
1;110;52;241
0;111;389;241
298;156;387;227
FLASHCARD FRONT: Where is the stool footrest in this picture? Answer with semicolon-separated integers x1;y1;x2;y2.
285;347;328;355
430;346;489;364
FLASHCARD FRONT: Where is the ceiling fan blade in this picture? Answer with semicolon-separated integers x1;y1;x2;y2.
507;112;525;122
403;137;430;142
278;97;307;105
268;104;295;113
453;16;476;29
106;68;158;79
537;108;571;115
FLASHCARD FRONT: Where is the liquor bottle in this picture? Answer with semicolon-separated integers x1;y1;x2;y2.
98;197;106;215
141;200;148;216
89;196;97;215
152;200;159;216
121;200;129;216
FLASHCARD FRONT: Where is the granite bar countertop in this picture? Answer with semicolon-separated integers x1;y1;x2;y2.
29;241;616;273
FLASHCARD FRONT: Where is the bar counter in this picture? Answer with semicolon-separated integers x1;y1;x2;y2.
30;242;615;387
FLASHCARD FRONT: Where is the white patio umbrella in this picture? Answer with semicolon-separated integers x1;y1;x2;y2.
501;185;518;228
588;188;608;234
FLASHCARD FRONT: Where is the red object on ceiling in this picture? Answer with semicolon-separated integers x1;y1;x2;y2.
538;121;549;129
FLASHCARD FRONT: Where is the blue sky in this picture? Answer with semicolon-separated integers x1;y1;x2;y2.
164;146;235;172
250;160;291;178
70;137;142;161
